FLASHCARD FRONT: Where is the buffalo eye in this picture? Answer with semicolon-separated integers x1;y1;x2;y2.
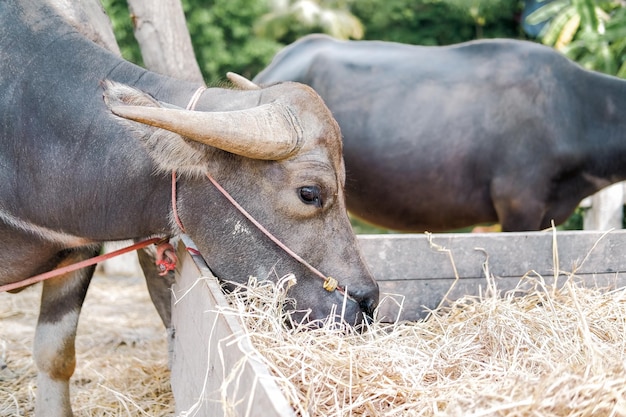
298;186;323;208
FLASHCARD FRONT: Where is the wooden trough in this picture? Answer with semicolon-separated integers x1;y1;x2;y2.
170;230;626;416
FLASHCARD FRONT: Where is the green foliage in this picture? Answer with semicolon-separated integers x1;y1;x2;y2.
183;0;282;82
352;0;524;45
101;0;282;83
445;0;522;29
559;207;585;230
101;0;143;65
102;0;527;81
350;216;393;234
529;0;626;77
255;0;364;44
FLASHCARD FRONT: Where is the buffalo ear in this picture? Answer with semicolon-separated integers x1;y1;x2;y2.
103;80;213;176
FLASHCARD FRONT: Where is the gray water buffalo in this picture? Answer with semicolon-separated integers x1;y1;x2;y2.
0;3;378;416
254;34;626;232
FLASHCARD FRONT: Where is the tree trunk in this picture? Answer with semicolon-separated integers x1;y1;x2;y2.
127;0;204;83
48;0;121;56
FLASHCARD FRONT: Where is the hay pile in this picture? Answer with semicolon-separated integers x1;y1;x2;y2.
223;274;626;417
0;273;173;417
3;242;626;417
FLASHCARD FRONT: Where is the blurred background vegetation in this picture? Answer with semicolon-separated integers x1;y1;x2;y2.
100;0;626;232
101;0;626;83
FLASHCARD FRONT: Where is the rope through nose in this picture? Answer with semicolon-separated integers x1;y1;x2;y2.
171;85;207;234
204;172;352;299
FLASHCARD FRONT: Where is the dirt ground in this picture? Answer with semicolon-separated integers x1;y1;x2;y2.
0;269;174;416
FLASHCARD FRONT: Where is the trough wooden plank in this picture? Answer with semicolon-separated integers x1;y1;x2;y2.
359;230;626;321
171;236;296;417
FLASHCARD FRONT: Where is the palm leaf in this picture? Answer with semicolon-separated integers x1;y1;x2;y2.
598;41;617;73
555;13;581;49
540;4;577;45
603;14;626;42
525;0;571;25
573;0;600;33
616;60;626;78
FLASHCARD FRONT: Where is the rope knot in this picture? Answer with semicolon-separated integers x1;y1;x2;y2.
155;241;178;276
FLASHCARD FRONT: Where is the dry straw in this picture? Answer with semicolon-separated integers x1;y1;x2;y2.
3;232;626;417
220;262;626;416
0;274;173;417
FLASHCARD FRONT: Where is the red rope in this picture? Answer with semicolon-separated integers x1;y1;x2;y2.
172;170;185;233
170;85;207;234
0;237;164;293
204;172;349;298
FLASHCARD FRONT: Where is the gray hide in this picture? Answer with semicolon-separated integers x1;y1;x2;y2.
254;34;626;232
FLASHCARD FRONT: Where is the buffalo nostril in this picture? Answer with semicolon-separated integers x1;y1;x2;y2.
348;287;379;321
357;295;377;318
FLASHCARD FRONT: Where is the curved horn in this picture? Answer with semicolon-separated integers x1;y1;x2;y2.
227;72;260;90
111;102;303;160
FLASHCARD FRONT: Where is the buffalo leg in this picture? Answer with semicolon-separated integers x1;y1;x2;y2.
492;180;546;232
33;249;97;417
137;245;175;329
498;206;545;231
137;245;176;365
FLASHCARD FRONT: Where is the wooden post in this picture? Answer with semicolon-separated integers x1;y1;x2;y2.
583;182;624;230
126;0;204;83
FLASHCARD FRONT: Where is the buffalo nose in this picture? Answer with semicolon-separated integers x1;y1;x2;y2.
351;288;378;317
359;296;377;317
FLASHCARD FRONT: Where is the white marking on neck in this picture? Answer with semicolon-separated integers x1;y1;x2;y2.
232;220;251;236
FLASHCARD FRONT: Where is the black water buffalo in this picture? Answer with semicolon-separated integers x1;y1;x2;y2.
0;3;378;416
254;34;626;232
